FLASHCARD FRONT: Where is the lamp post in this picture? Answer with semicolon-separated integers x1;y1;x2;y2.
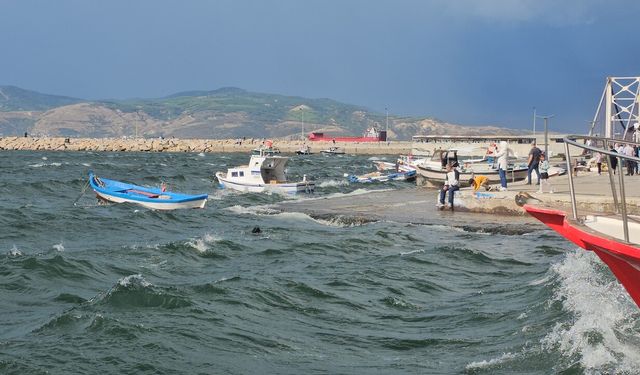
532;107;536;137
536;114;554;158
300;107;304;141
385;107;389;135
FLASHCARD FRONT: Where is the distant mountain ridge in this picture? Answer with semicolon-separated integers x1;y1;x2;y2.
0;85;83;111
0;85;525;140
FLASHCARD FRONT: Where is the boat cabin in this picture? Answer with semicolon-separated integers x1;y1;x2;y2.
225;154;289;184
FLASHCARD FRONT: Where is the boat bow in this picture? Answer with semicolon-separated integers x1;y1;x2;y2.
524;204;640;308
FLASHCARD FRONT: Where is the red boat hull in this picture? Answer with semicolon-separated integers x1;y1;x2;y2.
308;131;387;142
524;205;640;308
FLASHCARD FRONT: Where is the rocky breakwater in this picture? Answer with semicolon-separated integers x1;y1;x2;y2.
0;136;412;155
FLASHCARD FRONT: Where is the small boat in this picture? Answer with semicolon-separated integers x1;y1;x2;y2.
88;172;208;210
347;169;416;183
295;145;313;155
416;149;528;187
320;146;345;155
252;146;281;155
252;139;281;155
524;135;640;308
373;160;416;173
215;151;314;194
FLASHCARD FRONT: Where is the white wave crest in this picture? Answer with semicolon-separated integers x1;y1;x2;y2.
7;245;23;257
52;243;65;252
319;187;393;200
465;352;517;370
186;233;223;253
118;274;152;288
541;249;640;372
225;204;279;216
29;162;62;168
318;179;349;188
400;249;425;256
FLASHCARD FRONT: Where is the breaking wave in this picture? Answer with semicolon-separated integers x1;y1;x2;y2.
541;249;640;373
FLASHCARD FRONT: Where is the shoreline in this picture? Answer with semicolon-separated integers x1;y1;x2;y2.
0;136;411;155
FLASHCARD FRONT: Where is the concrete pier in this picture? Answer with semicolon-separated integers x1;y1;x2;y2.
276;170;640;222
0;136;411;155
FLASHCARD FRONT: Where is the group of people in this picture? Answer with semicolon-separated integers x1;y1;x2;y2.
590;143;640;176
493;140;551;193
437;140;554;210
525;141;552;193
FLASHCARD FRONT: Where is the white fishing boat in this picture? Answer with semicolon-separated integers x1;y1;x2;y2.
215;151;314;194
347;169;416;183
320;146;345;155
295;144;312;155
416;149;528;187
252;139;281;155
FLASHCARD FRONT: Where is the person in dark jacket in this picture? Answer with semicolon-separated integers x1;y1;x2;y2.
609;146;618;174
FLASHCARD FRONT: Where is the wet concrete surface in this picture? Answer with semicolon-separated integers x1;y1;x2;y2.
275;187;544;234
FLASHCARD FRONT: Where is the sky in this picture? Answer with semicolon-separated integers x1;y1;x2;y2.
1;0;639;133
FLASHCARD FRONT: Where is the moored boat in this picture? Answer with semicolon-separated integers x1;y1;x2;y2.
416;149;528;188
252;146;281;155
295;145;312;155
88;172;208;210
215;151;314;194
347;169;416;183
373;160;416;173
320;146;345;155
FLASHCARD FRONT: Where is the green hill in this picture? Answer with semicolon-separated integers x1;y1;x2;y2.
0;86;522;140
105;87;375;126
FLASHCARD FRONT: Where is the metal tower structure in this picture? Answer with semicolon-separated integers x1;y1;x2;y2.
589;76;640;140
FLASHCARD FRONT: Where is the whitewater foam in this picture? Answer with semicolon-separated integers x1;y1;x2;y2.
318;179;349;188
52;243;65;252
541;249;640;372
117;274;152;288
29;162;62;168
465;352;517;370
7;245;23;257
186;233;223;253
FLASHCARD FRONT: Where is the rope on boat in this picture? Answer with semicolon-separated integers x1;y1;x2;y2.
72;180;91;206
72;178;114;208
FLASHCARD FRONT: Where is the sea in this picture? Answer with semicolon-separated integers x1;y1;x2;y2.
1;150;639;375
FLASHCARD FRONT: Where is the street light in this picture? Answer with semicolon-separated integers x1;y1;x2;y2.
536;114;554;158
300;107;305;141
385;107;389;135
532;107;536;136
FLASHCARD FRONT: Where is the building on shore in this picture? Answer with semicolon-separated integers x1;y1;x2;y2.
411;134;576;159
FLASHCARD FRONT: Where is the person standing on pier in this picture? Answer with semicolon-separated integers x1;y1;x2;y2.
538;153;553;193
623;143;635;175
493;141;510;191
594;151;603;175
527;141;542;185
609;146;618;174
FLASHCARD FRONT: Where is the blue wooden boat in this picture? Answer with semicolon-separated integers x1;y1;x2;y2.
88;172;208;210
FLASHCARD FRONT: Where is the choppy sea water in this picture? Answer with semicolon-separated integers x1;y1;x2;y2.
1;150;639;375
